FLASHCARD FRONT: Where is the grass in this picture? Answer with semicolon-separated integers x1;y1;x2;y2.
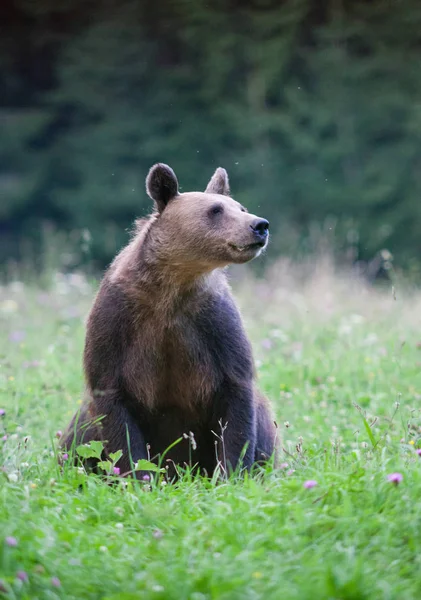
1;259;421;599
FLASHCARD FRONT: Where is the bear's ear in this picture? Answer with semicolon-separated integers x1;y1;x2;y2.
146;163;179;213
205;167;230;196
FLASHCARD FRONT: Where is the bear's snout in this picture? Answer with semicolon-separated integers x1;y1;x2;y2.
250;218;269;244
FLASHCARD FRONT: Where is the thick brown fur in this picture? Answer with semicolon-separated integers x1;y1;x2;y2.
62;164;278;478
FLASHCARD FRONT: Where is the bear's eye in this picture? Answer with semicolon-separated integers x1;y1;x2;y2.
209;205;223;216
240;206;247;213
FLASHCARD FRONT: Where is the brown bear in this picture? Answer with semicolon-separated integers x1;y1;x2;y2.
62;164;277;477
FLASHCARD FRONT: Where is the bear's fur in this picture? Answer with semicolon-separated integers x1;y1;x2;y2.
62;164;277;477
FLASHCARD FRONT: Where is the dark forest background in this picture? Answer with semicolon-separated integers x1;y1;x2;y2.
1;0;421;274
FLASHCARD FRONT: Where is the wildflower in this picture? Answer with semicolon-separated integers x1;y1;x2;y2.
5;536;18;547
387;473;403;485
416;449;421;457
279;462;289;469
115;523;124;530
16;571;28;582
261;339;272;350
113;467;120;476
304;480;318;489
1;435;7;442
22;360;41;369
188;431;197;450
9;330;26;343
56;430;63;439
153;529;163;539
286;469;295;476
142;474;151;482
51;577;61;588
0;409;5;417
409;440;415;445
62;453;69;461
8;473;18;483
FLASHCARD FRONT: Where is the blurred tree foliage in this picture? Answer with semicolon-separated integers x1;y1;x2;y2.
1;0;421;270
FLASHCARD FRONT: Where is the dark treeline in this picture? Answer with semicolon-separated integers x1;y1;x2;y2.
1;0;421;272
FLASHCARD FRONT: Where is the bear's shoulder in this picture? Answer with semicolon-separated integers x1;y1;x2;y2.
188;282;254;382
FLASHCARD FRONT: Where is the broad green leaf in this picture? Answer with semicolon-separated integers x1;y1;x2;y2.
109;450;123;463
76;440;104;460
97;460;112;473
134;459;160;472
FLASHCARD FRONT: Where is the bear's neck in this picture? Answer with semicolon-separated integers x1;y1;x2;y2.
110;237;227;314
139;262;226;312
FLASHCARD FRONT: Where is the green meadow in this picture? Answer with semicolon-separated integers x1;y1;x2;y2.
1;260;421;599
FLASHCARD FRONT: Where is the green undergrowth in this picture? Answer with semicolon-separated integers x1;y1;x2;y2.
1;266;421;599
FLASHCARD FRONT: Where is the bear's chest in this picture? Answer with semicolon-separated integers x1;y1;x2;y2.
123;311;223;412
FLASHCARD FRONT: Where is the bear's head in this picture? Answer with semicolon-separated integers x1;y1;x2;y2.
145;163;269;272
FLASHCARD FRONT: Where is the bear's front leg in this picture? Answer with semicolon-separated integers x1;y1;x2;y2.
214;382;257;473
89;390;150;478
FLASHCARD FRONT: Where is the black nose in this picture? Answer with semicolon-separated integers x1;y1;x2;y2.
250;218;269;238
